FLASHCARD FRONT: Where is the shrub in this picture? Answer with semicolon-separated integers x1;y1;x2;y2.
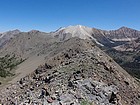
0;54;24;78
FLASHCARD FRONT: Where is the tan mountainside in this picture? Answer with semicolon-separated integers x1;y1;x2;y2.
0;31;59;84
0;29;20;47
0;30;58;58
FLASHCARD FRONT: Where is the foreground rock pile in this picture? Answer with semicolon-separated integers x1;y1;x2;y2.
0;38;140;105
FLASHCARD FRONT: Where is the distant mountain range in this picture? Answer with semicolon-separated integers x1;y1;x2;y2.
52;25;140;47
1;25;140;49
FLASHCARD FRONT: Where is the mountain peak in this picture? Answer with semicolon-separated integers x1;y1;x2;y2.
28;30;40;33
118;26;136;31
119;26;128;29
74;24;84;28
52;25;95;41
57;25;89;31
2;29;20;34
13;29;20;32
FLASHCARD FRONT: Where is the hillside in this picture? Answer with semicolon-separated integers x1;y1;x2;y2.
0;30;58;58
0;26;140;104
51;25;140;80
106;38;140;79
0;29;20;48
108;27;140;41
0;25;140;82
0;38;140;105
0;30;59;84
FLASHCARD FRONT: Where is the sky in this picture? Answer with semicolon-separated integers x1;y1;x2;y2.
0;0;140;32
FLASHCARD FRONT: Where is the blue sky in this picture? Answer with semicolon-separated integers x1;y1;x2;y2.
0;0;140;32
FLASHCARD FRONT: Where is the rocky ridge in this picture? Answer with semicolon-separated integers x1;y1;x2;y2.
0;38;139;105
0;26;140;105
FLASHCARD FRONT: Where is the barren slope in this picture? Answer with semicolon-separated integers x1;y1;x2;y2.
0;38;139;105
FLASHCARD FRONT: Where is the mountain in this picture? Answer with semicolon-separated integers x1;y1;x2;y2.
104;27;140;79
52;25;93;40
107;37;140;79
0;30;58;58
0;37;140;105
51;25;140;48
0;30;59;82
52;25;109;46
51;25;140;79
0;25;140;104
114;37;140;52
0;29;20;48
108;27;140;42
1;26;139;50
0;25;140;80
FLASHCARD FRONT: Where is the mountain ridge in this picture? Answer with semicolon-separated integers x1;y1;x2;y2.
2;25;139;55
0;25;140;104
0;37;140;105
